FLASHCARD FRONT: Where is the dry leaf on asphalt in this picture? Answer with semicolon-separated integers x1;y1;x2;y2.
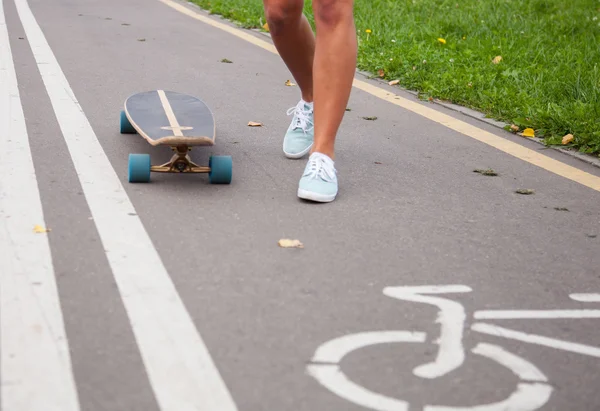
515;189;535;195
263;22;269;32
520;128;535;138
278;239;304;248
248;121;263;127
33;225;51;233
362;116;378;121
510;124;519;132
388;79;400;86
378;69;385;78
285;79;296;86
554;207;569;211
562;134;574;145
221;58;233;63
473;169;498;176
492;56;502;64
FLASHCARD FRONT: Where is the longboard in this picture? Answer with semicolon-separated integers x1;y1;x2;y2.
120;90;232;184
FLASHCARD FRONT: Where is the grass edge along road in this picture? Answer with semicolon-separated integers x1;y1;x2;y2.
189;0;600;158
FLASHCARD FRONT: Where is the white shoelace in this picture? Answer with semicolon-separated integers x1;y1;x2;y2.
304;154;337;182
286;102;314;134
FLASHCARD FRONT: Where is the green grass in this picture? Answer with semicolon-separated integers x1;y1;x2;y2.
190;0;600;156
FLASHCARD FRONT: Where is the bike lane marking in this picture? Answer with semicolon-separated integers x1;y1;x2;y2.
0;0;80;408
160;0;600;194
383;286;471;378
13;0;238;409
472;323;600;358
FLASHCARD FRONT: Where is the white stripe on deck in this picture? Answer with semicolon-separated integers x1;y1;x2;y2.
13;0;238;409
0;0;80;409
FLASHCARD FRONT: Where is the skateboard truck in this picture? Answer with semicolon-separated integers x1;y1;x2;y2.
152;146;211;174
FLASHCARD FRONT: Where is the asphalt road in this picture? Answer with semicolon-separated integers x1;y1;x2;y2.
2;0;600;410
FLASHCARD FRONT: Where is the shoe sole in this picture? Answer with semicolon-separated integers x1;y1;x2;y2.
283;142;313;159
297;188;336;203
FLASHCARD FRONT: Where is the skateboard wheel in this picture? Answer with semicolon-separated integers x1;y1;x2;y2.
208;156;232;184
120;111;136;134
128;154;151;183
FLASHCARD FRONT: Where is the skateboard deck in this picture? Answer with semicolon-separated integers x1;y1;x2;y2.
120;90;232;184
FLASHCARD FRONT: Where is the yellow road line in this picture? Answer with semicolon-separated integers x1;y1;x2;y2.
159;0;600;193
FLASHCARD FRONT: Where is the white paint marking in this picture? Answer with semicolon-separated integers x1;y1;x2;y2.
472;343;547;382
0;1;80;409
474;309;600;319
308;331;426;411
384;285;473;294
472;323;600;358
13;1;237;410
384;286;470;378
426;343;552;410
570;293;600;302
310;331;426;363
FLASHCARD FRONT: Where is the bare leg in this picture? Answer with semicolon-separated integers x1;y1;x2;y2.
311;0;357;159
263;0;315;102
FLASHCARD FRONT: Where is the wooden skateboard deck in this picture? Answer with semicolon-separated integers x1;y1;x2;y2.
124;90;215;146
119;90;232;184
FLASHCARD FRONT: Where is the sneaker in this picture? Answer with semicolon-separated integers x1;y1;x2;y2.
297;152;338;202
283;100;314;159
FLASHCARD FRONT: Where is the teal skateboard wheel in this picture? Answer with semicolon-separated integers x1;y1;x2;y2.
128;154;151;183
208;155;232;184
120;110;136;134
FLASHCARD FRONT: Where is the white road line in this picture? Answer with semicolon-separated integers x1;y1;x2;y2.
474;309;600;319
472;323;600;358
0;1;80;409
570;293;600;302
13;1;238;410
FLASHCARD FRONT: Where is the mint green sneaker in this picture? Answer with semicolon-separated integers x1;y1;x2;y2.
297;152;338;202
283;100;314;159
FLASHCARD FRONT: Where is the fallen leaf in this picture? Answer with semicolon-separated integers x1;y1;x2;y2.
374;161;382;164
121;23;131;26
473;168;498;176
378;69;385;78
33;225;51;233
587;234;598;238
510;124;519;132
278;239;304;248
554;207;569;211
362;116;378;121
247;121;263;127
388;79;400;86
220;58;233;63
285;79;296;86
492;56;502;64
428;96;434;102
521;128;535;138
515;189;535;195
562;134;574;145
137;38;146;42
345;108;352;111
438;38;446;44
263;22;269;32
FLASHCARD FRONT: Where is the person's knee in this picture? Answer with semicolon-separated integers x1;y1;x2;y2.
313;0;353;28
264;0;304;35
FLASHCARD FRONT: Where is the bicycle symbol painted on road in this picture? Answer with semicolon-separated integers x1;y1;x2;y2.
306;285;600;411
